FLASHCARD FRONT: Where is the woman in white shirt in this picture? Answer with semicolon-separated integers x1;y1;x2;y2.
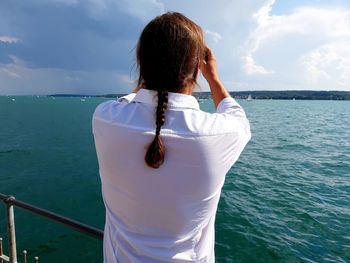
93;12;251;263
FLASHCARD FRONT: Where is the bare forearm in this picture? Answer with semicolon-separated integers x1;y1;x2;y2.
200;47;231;108
208;78;230;109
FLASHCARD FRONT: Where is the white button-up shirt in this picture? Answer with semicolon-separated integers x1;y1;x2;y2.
92;89;251;263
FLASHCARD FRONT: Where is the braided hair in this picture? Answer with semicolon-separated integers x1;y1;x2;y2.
136;12;205;168
144;90;168;168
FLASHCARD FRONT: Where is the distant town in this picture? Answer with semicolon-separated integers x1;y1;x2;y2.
48;90;350;100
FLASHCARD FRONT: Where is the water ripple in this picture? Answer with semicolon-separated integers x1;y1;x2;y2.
216;100;350;263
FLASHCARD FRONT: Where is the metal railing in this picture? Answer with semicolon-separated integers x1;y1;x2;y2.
0;193;104;263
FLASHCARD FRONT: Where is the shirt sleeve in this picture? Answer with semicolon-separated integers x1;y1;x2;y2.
216;96;251;137
215;96;252;168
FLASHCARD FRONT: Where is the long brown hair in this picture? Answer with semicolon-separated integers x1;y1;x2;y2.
136;12;205;168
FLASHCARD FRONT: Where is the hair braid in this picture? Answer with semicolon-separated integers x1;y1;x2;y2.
145;90;168;168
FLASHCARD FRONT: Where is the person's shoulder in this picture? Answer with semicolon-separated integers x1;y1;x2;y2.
93;93;136;119
93;100;116;120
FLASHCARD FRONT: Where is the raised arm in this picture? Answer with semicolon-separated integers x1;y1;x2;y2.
200;47;230;108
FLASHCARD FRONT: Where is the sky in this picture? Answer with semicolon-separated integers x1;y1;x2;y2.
1;0;350;95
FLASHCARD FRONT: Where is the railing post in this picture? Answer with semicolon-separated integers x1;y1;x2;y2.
0;237;3;263
23;250;27;263
5;196;17;263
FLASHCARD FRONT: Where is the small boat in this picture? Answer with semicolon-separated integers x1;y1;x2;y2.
247;94;252;101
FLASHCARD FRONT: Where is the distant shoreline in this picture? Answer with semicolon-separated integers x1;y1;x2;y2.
3;90;350;100
199;90;350;100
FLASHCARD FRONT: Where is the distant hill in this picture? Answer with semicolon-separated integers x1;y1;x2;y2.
194;90;350;100
229;90;350;100
49;90;350;100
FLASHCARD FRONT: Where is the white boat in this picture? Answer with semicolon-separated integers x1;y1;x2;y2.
247;94;252;101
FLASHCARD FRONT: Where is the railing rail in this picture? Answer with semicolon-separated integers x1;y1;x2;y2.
0;193;104;263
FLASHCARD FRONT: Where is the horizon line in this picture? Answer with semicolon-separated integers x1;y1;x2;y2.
2;89;350;96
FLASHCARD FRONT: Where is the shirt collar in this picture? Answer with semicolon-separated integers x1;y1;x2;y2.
132;89;200;110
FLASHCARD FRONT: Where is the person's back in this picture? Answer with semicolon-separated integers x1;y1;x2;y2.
93;12;251;263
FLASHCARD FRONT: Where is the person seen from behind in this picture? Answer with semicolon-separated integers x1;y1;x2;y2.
93;12;251;263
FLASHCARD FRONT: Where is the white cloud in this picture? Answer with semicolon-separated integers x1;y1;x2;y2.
0;55;25;79
300;42;350;86
204;29;222;44
0;35;21;43
0;68;21;79
8;55;25;66
243;55;274;75
242;0;287;75
240;1;350;89
0;55;134;95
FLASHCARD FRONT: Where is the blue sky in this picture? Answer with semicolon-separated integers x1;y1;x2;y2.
1;0;350;95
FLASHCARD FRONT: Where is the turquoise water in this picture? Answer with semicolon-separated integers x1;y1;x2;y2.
0;96;349;263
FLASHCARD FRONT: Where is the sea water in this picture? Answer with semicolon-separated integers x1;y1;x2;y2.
0;96;349;263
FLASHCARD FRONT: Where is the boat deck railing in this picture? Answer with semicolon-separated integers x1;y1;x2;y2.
0;193;104;263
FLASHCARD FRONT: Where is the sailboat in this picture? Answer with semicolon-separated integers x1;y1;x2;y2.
247;94;252;101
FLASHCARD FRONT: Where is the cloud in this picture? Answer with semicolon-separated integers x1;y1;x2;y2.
0;36;21;43
204;29;222;44
243;55;274;75
0;0;162;71
242;0;287;75
0;0;160;95
240;1;350;89
0;55;25;79
0;60;135;95
300;42;350;86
